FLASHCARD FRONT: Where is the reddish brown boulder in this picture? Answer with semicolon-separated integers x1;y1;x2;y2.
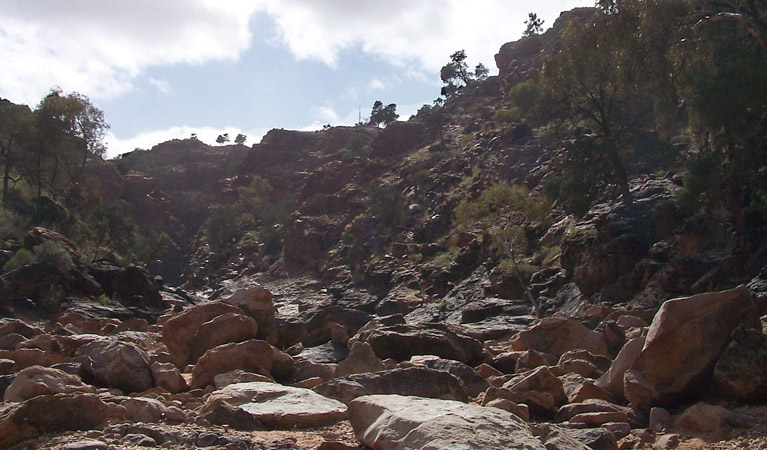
190;312;259;362
355;324;482;365
161;301;242;367
224;286;276;343
4;365;94;402
624;286;759;410
190;339;274;389
75;339;153;393
509;317;609;358
0;393;110;448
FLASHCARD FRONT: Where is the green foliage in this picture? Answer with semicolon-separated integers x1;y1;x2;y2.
0;208;26;241
524;12;544;37
38;284;65;315
454;183;550;231
493;109;521;125
33;240;74;272
370;101;399;127
3;248;34;272
507;80;543;121
366;185;405;230
433;246;460;268
440;50;489;98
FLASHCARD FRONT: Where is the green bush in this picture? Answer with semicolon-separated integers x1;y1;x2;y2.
3;248;34;273
493;108;521;125
33;240;75;272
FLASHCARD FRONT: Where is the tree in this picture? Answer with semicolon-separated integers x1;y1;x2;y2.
369;101;399;127
694;0;767;49
415;98;447;144
234;133;247;145
216;133;230;145
524;12;545;37
30;89;109;217
0;100;32;206
440;50;490;98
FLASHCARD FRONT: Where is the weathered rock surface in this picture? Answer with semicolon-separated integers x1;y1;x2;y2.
595;335;645;402
189;311;259;362
624;286;759;409
348;394;545;449
161;301;243;367
713;326;767;401
75;339;153;393
201;382;347;428
4;365;94;402
335;341;386;377
224;285;276;343
0;393;111;448
314;366;469;404
355;323;482;365
509;317;609;358
406;355;489;398
190;339;274;389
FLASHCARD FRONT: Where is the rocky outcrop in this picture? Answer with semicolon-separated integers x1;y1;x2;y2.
509;316;609;358
369;121;425;158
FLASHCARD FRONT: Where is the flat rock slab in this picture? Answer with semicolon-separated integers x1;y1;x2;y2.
201;382;347;428
348;394;545;450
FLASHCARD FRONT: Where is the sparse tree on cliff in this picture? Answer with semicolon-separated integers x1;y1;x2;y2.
369;101;399;127
524;12;545;37
216;133;229;145
234;133;247;145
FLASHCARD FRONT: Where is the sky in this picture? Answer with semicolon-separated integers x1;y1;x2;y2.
0;1;590;158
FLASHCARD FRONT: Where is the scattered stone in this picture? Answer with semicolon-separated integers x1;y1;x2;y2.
348;394;545;449
570;411;629;427
122;433;157;447
649;407;672;432
60;440;109;450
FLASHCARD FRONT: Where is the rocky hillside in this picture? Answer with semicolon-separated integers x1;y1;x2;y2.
2;4;767;449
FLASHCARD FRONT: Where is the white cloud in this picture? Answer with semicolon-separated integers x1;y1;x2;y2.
369;78;386;90
0;0;589;108
261;0;591;74
105;125;267;158
0;0;263;104
149;78;171;94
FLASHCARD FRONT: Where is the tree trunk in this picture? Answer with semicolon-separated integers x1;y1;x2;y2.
606;141;632;206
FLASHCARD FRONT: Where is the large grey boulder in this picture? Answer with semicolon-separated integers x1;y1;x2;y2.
348;394;545;449
200;382;347;428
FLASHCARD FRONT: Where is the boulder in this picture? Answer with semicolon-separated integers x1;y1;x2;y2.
406;355;490;398
348;394;545;449
88;264;163;309
75;339;153;393
509;317;609;358
189;312;259;362
161;301;243;367
0;393;110;448
121;397;183;423
0;348;67;371
673;402;756;442
200;382;347;428
713;326;767;401
595;335;645;402
335;341;386;377
514;349;558;373
190;339;274;389
504;366;568;407
4;365;94;402
624;286;759;409
224;286;276;343
531;424;590;450
314;366;469;405
149;361;187;393
355;324;482;365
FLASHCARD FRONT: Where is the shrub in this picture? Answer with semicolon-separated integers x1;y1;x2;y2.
33;240;75;272
3;248;34;273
